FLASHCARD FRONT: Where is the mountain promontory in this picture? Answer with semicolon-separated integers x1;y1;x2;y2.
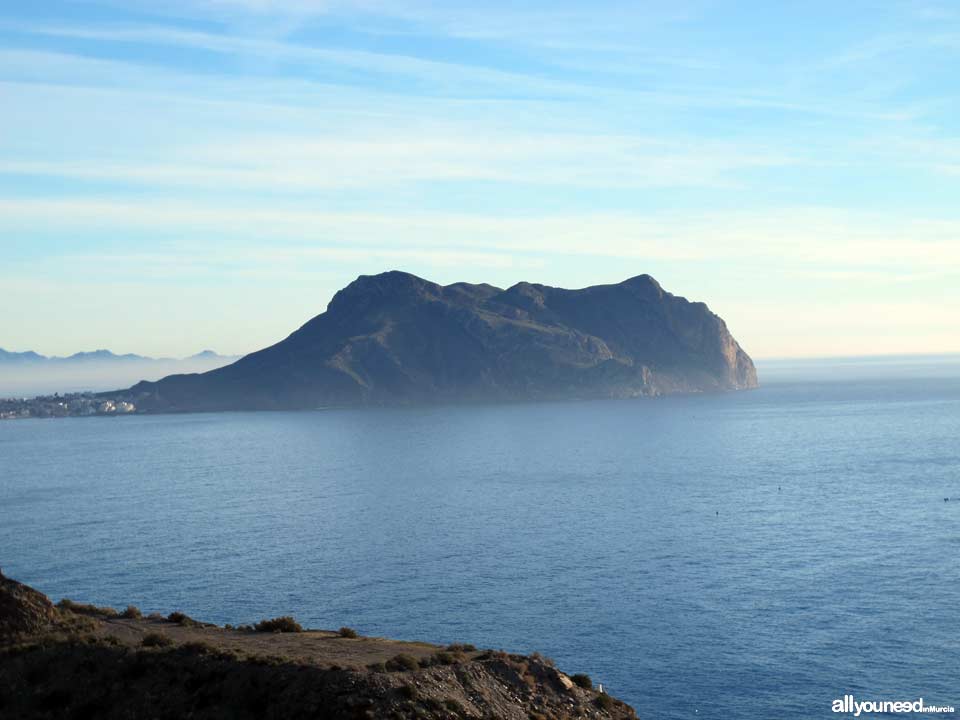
126;271;757;412
0;571;636;719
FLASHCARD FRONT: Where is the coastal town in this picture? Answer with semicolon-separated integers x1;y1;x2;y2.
0;393;136;420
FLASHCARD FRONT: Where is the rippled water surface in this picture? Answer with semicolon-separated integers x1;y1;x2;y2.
2;358;959;719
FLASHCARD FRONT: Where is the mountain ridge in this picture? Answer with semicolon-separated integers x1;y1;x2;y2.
0;348;236;364
125;270;757;412
0;349;239;398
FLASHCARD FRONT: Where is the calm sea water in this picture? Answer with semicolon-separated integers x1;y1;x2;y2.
2;357;959;719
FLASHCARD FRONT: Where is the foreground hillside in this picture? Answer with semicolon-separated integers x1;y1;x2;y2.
126;270;757;412
0;571;637;719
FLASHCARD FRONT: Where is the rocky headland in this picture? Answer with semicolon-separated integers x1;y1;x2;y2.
0;571;637;719
124;271;757;412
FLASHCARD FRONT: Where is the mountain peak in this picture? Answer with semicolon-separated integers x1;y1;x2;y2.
328;271;442;314
350;270;435;292
125;272;758;412
68;349;118;359
620;274;664;297
0;349;45;361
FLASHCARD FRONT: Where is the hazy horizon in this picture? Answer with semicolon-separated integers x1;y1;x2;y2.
0;351;236;397
3;336;959;400
6;330;960;366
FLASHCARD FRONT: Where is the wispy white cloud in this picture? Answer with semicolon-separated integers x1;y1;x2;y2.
853;134;960;177
0;26;931;124
0;131;798;191
98;0;702;50
3;198;959;272
48;246;544;275
3;1;960;357
0;23;581;98
814;30;960;69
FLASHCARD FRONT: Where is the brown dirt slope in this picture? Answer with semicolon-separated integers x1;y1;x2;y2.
0;575;638;719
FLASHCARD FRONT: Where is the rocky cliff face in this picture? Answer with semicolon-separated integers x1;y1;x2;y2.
128;271;757;411
0;570;57;635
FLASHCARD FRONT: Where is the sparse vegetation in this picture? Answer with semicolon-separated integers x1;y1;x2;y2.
477;649;510;662
56;598;118;618
141;632;173;648
249;653;286;666
1;574;638;719
167;611;197;626
254;616;303;633
446;643;476;652
431;651;456;665
387;653;421;671
181;641;215;655
54;610;98;634
596;692;615;710
119;605;142;619
571;673;593;689
530;651;555;666
338;626;358;638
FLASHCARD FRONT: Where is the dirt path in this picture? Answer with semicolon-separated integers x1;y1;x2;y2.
95;616;465;668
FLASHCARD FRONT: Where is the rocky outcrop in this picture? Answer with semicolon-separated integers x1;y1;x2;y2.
0;575;637;719
0;569;57;636
126;271;757;411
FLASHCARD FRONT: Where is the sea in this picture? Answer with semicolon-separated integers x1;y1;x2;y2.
2;355;959;719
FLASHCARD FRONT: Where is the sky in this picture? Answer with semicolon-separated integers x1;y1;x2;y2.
1;0;959;359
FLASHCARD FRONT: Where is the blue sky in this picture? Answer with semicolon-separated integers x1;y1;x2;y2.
2;0;958;358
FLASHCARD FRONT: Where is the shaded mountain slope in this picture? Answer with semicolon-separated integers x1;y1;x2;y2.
128;271;757;411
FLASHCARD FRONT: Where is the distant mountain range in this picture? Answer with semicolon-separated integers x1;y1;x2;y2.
0;349;237;397
0;348;229;365
125;271;757;412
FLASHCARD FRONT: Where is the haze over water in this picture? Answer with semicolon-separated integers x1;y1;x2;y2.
2;357;959;719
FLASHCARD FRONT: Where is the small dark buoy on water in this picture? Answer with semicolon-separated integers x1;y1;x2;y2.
716;511;719;516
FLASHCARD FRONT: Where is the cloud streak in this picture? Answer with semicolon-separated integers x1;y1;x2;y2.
1;2;959;357
3;198;958;272
0;133;798;191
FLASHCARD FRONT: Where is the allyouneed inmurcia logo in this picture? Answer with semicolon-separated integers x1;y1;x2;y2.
833;695;956;716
